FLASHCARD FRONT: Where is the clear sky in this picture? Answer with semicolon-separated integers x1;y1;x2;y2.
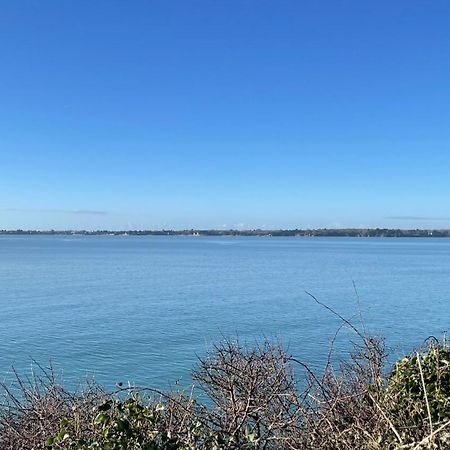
1;1;450;230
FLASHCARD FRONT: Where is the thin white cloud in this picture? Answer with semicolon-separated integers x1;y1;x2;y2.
385;216;450;221
1;208;109;216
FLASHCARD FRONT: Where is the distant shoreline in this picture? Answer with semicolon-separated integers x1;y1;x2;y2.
1;228;449;238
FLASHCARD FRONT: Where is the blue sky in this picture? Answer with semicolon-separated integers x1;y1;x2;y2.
1;1;450;230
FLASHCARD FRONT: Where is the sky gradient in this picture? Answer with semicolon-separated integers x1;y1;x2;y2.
1;1;450;230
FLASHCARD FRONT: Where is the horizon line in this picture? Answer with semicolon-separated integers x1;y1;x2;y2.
1;227;449;233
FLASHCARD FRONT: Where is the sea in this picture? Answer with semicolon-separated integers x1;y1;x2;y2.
0;235;449;391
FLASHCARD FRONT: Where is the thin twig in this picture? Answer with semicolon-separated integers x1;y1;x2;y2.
368;392;403;445
416;352;433;436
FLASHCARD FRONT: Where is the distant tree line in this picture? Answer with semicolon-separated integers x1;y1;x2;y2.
1;228;450;237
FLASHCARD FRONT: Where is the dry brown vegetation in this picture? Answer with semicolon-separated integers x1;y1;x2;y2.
2;300;450;449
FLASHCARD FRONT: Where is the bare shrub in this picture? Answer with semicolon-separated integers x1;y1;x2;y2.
298;336;388;450
0;363;108;449
192;339;302;449
2;296;450;449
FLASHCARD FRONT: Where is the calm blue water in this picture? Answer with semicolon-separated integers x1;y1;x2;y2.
0;235;449;390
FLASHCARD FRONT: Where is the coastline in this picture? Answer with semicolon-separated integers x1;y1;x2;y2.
0;228;448;238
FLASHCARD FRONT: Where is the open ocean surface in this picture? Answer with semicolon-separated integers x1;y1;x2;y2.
1;235;449;390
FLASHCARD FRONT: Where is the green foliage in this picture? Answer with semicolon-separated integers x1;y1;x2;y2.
377;341;450;447
385;343;450;425
44;393;229;450
46;395;176;450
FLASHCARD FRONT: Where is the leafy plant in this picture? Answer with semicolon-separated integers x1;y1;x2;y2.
382;341;450;447
46;395;174;450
